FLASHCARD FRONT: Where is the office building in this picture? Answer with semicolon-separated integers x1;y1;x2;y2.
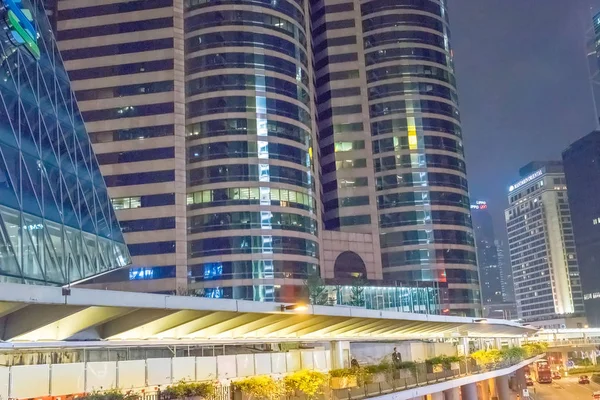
470;201;502;304
51;0;480;315
563;131;600;326
495;239;515;303
313;0;479;316
0;0;130;284
505;162;585;322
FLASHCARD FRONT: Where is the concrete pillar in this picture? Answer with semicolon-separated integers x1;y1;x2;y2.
591;351;597;365
561;350;569;374
331;341;345;369
488;377;498;400
514;368;527;392
430;392;444;400
461;383;478;400
494;338;503;349
461;337;470;356
496;375;511;400
443;387;460;400
478;379;491;400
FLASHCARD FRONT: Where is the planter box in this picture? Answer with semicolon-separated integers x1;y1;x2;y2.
370;373;388;383
330;376;358;389
451;362;460;371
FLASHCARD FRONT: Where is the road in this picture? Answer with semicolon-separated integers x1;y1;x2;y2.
530;376;600;400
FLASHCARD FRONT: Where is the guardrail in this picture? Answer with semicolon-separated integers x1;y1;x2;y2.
135;357;541;400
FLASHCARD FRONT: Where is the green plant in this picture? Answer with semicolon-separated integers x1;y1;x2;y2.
470;349;502;366
163;381;215;399
565;366;600;374
329;368;356;378
233;376;285;400
81;389;139;400
284;370;327;399
426;355;462;370
304;272;329;305
500;347;527;363
396;361;418;376
349;278;366;307
522;343;547;357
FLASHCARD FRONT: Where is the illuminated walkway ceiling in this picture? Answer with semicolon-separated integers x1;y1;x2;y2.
0;284;534;343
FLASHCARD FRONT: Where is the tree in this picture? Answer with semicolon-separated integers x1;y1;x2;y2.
349;278;366;307
304;272;329;305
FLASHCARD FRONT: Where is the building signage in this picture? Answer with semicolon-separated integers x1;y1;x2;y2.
2;0;40;59
509;170;542;192
470;200;488;210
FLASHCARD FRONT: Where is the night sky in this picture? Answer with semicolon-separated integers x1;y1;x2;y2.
451;0;599;243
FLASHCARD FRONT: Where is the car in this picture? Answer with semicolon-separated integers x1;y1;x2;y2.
526;377;534;386
580;375;591;384
552;372;561;380
593;390;600;400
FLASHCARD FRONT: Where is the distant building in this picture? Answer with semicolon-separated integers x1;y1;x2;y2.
495;239;515;303
471;201;503;304
563;131;600;326
505;162;585;322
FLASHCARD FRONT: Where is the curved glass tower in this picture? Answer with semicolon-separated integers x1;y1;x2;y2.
314;0;480;316
184;0;320;300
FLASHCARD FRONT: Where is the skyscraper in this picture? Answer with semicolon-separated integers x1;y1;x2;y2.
313;0;480;316
505;162;585;324
470;201;503;305
563;131;600;326
0;0;130;285
55;0;189;292
50;0;480;315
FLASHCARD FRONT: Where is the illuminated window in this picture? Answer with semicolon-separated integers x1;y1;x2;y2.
334;141;365;152
111;196;142;210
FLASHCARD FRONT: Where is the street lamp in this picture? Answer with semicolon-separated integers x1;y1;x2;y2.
280;303;308;312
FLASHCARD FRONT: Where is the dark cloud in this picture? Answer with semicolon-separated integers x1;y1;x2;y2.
451;0;598;240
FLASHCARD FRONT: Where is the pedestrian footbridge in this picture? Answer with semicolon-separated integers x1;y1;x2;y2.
0;283;533;343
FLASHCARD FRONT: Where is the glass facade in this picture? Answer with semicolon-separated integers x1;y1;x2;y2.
0;0;130;285
184;0;320;290
314;0;480;316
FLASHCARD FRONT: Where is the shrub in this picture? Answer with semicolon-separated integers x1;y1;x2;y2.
233;376;285;400
396;361;418;376
80;389;139;400
501;347;527;363
329;368;356;378
163;381;215;399
470;349;502;366
284;370;327;399
522;343;547;357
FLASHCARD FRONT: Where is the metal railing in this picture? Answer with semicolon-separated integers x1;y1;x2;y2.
136;357;539;400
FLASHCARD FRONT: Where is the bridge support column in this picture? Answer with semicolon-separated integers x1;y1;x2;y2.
495;375;511;400
488;377;498;400
443;387;460;400
430;392;444;400
514;367;527;392
330;340;348;369
461;383;478;400
590;350;597;365
478;378;490;400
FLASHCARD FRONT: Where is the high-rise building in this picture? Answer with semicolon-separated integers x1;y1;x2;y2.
495;239;515;303
312;0;479;316
505;162;585;322
563;131;600;326
55;0;189;292
470;201;503;305
0;0;130;284
50;0;480;315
